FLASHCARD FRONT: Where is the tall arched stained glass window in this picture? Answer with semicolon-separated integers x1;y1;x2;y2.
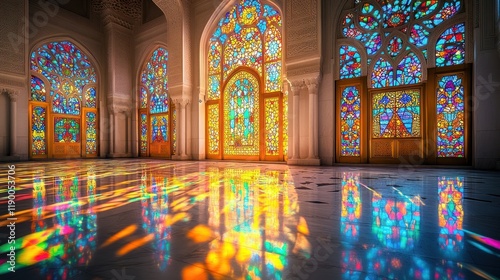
336;0;469;164
138;47;175;157
29;41;98;158
206;0;285;161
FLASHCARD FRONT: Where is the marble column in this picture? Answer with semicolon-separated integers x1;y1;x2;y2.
306;79;319;160
290;82;302;160
108;106;115;155
7;90;18;156
173;98;191;160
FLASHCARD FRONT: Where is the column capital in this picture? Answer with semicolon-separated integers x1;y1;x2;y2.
305;75;321;94
1;88;19;102
173;97;191;107
286;79;304;95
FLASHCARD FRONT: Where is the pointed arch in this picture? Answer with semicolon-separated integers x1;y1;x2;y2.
29;38;100;159
137;44;176;157
202;0;285;161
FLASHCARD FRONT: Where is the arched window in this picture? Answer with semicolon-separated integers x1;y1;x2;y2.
138;47;176;157
336;0;469;164
29;41;98;158
206;0;286;161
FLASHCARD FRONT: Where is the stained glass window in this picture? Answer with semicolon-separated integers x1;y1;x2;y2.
139;47;173;156
283;91;288;157
140;113;148;154
140;87;148;109
85;112;97;154
31;76;46;102
387;36;403;57
141;47;169;114
265;62;281;92
340;86;361;156
32;106;47;155
436;23;465;67
172;104;177;155
372;90;421;138
208;0;284;159
339;45;362;79
151;115;168;143
30;41;98;157
85;87;97;108
223;71;260;156
150;93;169;114
437;75;464;157
265;97;280;156
208;104;220;155
223;27;263;80
340;0;465;87
372;58;394;88
54;118;80;143
396;52;422;86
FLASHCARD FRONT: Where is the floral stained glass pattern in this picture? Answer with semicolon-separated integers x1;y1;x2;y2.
339;45;361;79
208;104;220;155
436;23;465;67
30;41;97;94
372;58;394;88
223;27;263;80
85;112;97;154
283;91;288;157
30;40;98;158
140;113;148;154
224;72;260;156
343;0;465;87
172;105;177;155
208;0;283;158
265;62;281;92
395;52;422;86
85;87;97;108
436;75;464;157
372;90;421;138
31;76;47;102
54;118;80;143
141;47;169;114
340;86;361;156
151;115;168;143
32;106;47;155
265;97;280;156
387;36;403;57
140;88;148;109
52;93;80;115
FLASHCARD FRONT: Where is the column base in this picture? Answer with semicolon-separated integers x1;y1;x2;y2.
107;153;132;158
172;155;192;161
287;158;321;166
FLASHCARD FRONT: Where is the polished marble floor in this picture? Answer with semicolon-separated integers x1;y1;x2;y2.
1;159;500;279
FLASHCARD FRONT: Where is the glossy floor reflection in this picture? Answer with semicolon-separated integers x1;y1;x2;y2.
1;160;500;279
